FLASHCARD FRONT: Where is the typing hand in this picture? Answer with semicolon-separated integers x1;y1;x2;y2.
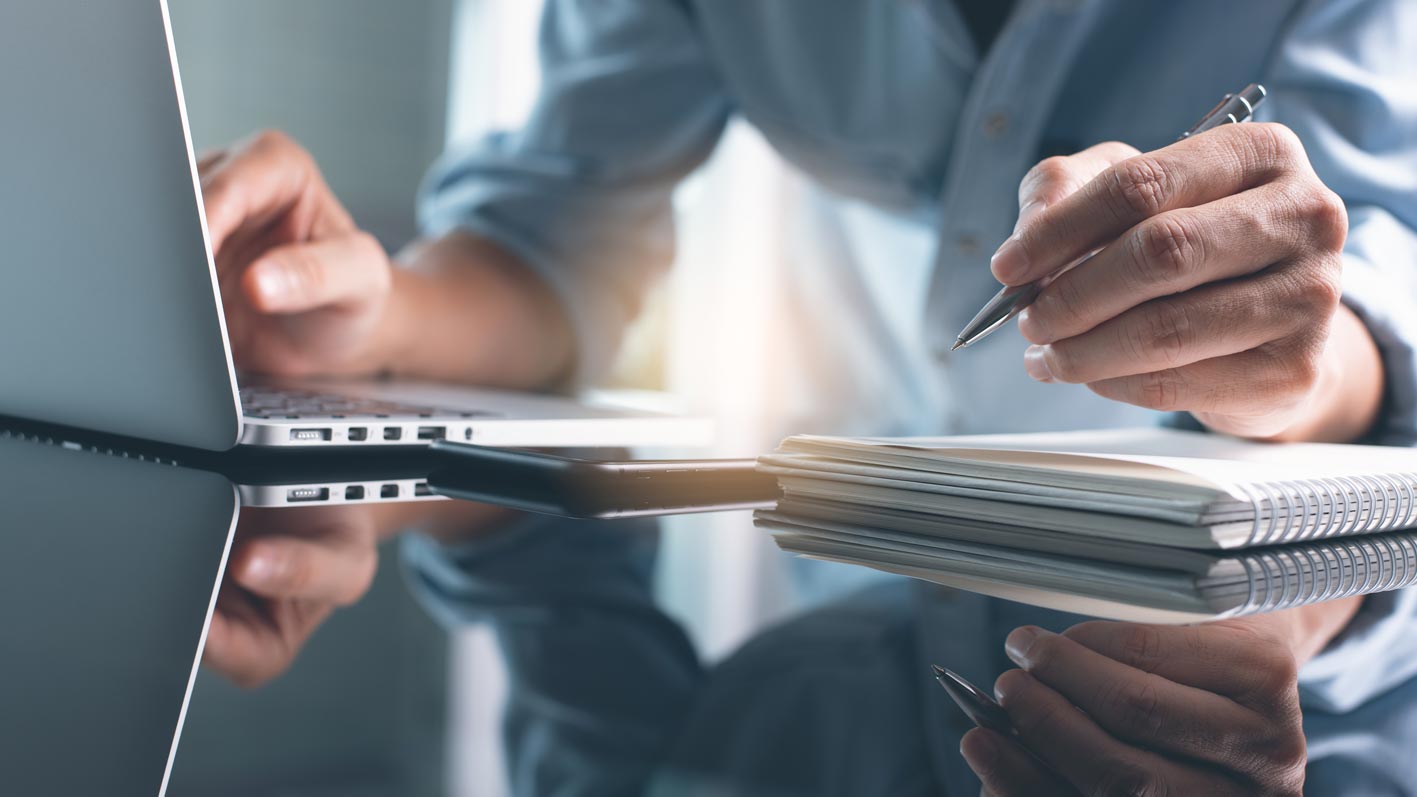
200;131;395;377
960;598;1362;796
204;501;515;688
998;127;1382;442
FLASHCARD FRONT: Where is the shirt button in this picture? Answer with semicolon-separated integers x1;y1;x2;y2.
956;234;981;255
984;112;1010;139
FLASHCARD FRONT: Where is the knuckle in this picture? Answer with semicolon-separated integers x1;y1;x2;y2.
1062;620;1108;646
1044;343;1082;383
1299;261;1344;315
1134;215;1202;285
1027;156;1074;188
1091;761;1166;797
1100;679;1164;740
1021;156;1081;208
1252;652;1300;705
1110;156;1172;219
1258;730;1309;778
1038;278;1088;336
1119;624;1166;671
1303;185;1349;252
1259;338;1321;399
1136;369;1184;411
1138;302;1195;368
1249;122;1305;167
252;128;295;153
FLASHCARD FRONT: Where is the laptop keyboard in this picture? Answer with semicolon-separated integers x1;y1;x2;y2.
240;387;497;420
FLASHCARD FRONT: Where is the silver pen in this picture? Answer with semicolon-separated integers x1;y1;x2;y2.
931;664;1016;736
950;83;1268;351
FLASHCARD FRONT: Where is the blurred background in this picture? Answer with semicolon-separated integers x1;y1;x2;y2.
167;1;797;794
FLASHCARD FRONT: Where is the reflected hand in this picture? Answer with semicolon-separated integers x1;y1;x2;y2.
999;127;1381;442
200;131;394;377
203;505;380;688
203;500;516;688
962;598;1362;795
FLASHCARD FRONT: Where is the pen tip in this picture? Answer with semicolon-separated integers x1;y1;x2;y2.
931;663;947;678
950;340;965;352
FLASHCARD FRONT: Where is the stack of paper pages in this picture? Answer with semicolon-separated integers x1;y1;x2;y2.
755;428;1417;623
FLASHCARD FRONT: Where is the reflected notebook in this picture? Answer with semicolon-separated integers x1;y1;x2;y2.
755;428;1417;622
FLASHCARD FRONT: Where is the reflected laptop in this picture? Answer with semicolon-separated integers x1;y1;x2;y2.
0;1;708;452
0;431;237;797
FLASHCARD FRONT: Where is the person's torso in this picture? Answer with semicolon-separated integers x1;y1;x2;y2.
682;0;1298;440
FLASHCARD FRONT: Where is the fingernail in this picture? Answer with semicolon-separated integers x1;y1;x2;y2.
1013;199;1047;233
251;262;288;305
1023;346;1055;383
990;236;1029;283
1005;626;1054;670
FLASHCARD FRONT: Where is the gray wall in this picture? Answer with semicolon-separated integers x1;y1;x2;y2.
170;0;453;246
164;2;456;794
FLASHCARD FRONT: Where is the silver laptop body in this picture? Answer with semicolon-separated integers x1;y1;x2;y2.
0;0;707;452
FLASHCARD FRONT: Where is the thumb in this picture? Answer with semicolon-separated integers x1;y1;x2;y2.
1014;141;1142;234
240;231;390;314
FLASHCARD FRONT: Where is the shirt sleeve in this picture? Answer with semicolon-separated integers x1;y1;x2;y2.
1259;0;1417;712
418;0;733;388
1259;0;1417;447
400;514;703;797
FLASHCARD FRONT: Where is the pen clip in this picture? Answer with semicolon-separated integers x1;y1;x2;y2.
1180;83;1266;140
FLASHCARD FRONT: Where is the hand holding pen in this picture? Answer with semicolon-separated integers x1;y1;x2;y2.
953;84;1382;444
933;608;1356;795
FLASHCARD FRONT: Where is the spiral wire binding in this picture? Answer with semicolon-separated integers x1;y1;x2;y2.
1231;531;1417;616
1236;472;1417;549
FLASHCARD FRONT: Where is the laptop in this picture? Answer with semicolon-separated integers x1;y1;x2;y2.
0;0;708;453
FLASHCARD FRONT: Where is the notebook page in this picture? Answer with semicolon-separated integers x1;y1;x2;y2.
784;428;1417;495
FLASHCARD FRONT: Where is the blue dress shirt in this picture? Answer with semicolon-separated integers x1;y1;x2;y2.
409;1;1417;793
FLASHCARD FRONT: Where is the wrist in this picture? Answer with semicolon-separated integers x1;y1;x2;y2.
1283;595;1366;665
1272;304;1383;443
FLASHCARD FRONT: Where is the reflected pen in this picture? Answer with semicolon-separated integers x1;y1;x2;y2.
950;82;1267;351
931;664;1016;736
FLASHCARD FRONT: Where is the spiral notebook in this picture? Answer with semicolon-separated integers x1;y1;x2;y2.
755;428;1417;621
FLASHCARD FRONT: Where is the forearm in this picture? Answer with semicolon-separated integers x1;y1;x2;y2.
367;231;574;390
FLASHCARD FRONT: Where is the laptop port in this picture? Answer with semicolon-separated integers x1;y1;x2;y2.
347;427;368;442
417;426;445;441
383;427;402;441
414;482;432;497
287;487;330;503
380;484;400;499
345;485;365;501
290;428;332;442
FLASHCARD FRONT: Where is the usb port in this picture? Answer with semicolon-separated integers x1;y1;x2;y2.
345;485;365;501
414;482;432;497
287;487;330;503
383;427;402;441
347;427;368;442
417;426;445;441
290;428;332;442
380;484;400;499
